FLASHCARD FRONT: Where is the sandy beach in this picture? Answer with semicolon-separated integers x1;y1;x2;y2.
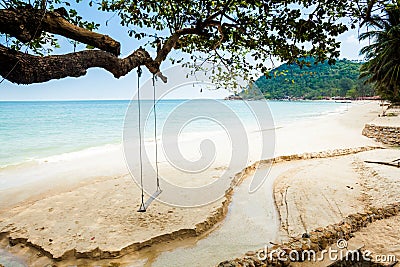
273;148;400;237
1;101;398;267
218;102;399;267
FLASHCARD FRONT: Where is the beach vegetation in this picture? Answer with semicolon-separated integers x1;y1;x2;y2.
359;1;400;104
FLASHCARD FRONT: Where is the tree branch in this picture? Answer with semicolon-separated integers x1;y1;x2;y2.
154;27;201;65
0;3;210;85
0;44;154;84
364;0;377;22
0;6;120;55
360;0;381;28
0;25;205;84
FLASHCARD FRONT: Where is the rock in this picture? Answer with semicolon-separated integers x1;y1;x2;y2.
310;242;319;252
324;231;333;239
218;260;239;267
310;235;319;244
301;232;310;238
301;243;310;251
319;238;329;249
245;251;256;256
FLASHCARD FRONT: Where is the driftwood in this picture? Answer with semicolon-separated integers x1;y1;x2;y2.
365;160;400;168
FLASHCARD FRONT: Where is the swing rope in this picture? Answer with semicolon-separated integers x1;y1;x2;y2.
153;75;161;192
137;69;162;212
137;66;146;212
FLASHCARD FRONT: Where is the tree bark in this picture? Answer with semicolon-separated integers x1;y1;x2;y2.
0;6;206;84
0;6;120;55
0;44;156;84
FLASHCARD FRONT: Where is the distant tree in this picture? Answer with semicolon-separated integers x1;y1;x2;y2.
254;59;366;99
346;88;357;98
360;1;400;103
354;78;376;97
339;77;354;96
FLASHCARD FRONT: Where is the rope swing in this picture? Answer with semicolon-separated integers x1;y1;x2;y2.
137;67;162;212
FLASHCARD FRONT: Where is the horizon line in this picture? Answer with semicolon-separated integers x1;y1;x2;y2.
0;98;229;102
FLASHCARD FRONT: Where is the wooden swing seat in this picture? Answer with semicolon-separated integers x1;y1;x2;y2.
137;188;162;212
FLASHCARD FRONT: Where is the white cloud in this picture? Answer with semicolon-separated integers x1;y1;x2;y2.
345;34;360;44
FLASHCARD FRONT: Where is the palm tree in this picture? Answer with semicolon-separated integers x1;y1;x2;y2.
359;1;400;103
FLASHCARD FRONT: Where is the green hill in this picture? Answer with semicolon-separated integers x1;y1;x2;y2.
253;58;375;100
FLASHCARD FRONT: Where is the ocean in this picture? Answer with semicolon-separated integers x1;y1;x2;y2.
0;100;350;168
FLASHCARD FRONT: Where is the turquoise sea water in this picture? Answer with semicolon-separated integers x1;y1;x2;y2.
0;100;350;168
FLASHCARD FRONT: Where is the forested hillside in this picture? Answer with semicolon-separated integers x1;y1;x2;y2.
254;59;375;100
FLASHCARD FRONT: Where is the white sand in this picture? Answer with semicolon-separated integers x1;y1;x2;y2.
274;155;367;238
273;148;400;237
0;101;391;267
350;214;400;263
274;101;380;156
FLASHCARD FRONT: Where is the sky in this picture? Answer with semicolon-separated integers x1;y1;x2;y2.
0;2;370;101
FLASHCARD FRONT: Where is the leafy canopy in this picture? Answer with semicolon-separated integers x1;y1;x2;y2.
100;0;353;83
0;0;360;85
1;0;395;88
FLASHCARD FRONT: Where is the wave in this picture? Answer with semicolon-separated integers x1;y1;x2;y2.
36;143;121;164
0;101;353;169
0;143;122;172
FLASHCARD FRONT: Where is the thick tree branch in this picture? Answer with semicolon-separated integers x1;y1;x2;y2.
0;1;219;85
0;26;205;84
0;44;155;84
0;6;120;55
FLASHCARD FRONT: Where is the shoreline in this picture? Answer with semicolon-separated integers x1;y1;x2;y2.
0;99;355;170
0;101;386;266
